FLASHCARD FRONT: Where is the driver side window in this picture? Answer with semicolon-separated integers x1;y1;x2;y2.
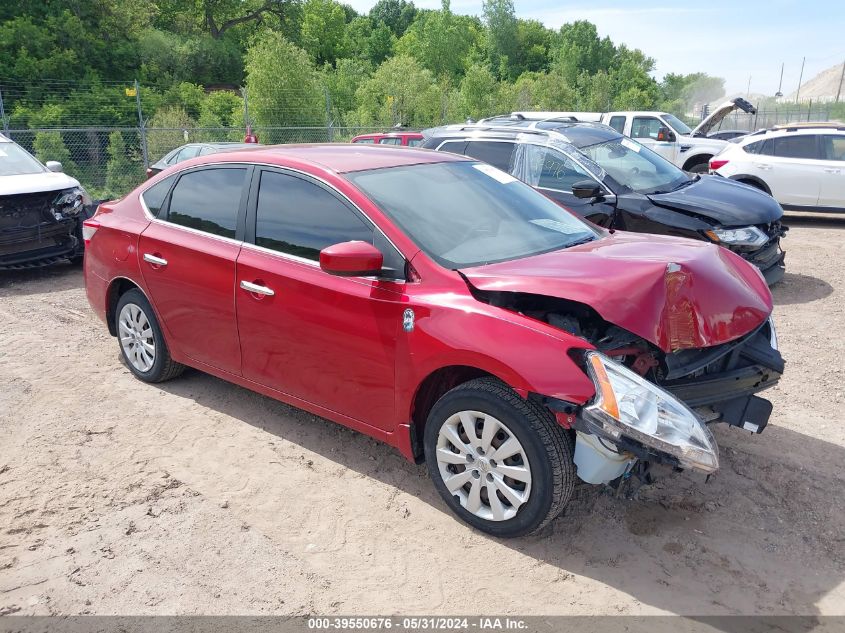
512;144;593;192
631;117;663;140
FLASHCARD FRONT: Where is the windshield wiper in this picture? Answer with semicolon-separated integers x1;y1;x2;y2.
566;235;597;248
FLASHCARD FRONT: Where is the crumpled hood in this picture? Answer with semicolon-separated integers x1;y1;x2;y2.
648;175;783;226
460;231;773;353
0;171;81;196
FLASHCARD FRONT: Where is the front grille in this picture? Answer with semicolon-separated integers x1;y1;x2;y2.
0;191;58;231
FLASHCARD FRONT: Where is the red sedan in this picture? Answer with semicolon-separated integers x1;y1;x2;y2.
83;144;783;537
350;132;424;146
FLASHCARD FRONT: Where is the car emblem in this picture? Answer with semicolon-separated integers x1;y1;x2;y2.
402;308;415;332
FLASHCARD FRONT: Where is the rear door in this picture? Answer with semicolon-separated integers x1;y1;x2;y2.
818;133;845;209
139;165;249;374
760;134;822;207
235;168;406;431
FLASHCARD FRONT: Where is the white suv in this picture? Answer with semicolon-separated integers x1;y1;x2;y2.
709;123;845;213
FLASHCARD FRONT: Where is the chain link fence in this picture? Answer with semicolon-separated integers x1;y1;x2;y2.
695;103;841;134
6;125;396;201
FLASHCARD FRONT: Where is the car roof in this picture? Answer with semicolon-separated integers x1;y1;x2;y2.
187;143;467;173
423;121;622;148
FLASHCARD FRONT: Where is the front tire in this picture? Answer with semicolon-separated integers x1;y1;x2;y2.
115;289;184;383
424;378;575;537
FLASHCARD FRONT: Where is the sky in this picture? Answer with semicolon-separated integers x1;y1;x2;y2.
346;0;845;97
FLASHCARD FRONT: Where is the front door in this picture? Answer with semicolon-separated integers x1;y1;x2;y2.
138;165;248;375
235;168;405;431
511;142;617;227
630;116;677;164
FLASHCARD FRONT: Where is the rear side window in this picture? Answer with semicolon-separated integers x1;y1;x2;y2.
820;135;845;161
407;138;423;147
255;171;372;261
353;138;375;144
608;116;626;133
743;139;765;154
772;135;819;159
176;145;201;163
140;175;176;217
379;137;402;145
464;141;515;171
167;168;246;238
437;140;467;154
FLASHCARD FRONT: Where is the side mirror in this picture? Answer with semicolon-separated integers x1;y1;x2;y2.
657;127;676;142
45;161;63;173
320;241;384;277
571;180;607;200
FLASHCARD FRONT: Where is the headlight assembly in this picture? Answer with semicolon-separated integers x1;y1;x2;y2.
706;226;768;247
582;351;719;473
53;187;91;218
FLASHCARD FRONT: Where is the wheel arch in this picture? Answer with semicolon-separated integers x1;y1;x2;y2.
729;174;772;195
105;277;150;336
682;153;713;171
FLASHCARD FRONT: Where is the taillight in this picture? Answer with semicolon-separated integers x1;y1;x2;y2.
82;219;100;245
709;159;729;170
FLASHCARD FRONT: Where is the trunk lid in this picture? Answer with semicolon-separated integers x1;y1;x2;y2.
459;231;772;353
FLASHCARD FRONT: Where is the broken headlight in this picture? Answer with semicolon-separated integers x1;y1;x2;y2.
53;187;91;219
706;226;768;247
582;351;719;473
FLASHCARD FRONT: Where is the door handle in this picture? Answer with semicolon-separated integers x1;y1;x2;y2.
143;253;168;266
754;163;772;170
823;168;840;173
240;280;275;297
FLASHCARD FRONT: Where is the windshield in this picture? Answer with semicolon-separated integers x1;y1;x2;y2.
663;114;692;135
347;161;598;269
579;137;690;195
0;142;47;176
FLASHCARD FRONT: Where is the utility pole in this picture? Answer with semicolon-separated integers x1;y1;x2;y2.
775;62;784;98
135;79;149;169
836;59;845;103
746;75;752;99
795;56;806;104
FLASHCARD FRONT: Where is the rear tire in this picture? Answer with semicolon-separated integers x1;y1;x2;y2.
115;289;184;383
423;377;575;537
687;161;709;174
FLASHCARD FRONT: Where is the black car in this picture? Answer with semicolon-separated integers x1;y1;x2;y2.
421;121;786;285
147;142;261;178
708;130;750;141
0;134;93;269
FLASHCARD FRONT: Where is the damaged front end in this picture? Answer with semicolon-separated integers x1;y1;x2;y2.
0;187;91;269
472;287;783;484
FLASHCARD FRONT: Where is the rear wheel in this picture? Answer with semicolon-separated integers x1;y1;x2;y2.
687;161;709;174
423;377;575;537
115;289;184;383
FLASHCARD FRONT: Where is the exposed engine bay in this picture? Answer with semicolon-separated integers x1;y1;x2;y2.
473;288;785;482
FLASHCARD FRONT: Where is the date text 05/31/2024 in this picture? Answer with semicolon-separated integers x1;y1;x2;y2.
307;617;529;630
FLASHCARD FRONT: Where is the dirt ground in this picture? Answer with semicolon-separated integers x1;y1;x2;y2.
1;215;844;617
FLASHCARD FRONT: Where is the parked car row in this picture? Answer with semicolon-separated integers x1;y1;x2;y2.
83;141;785;537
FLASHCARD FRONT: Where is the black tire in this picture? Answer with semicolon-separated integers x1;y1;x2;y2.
736;178;768;193
687;161;709;174
423;377;575;538
115;288;184;383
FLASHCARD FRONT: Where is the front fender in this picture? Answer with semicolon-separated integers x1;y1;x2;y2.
395;294;597;431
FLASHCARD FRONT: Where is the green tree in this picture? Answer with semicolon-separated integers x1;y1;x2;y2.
301;0;348;66
482;0;517;79
353;55;440;126
147;106;196;163
395;0;481;80
33;131;78;175
458;63;498;120
369;0;417;38
105;131;143;196
513;19;551;75
551;20;615;85
325;58;372;123
245;32;327;127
